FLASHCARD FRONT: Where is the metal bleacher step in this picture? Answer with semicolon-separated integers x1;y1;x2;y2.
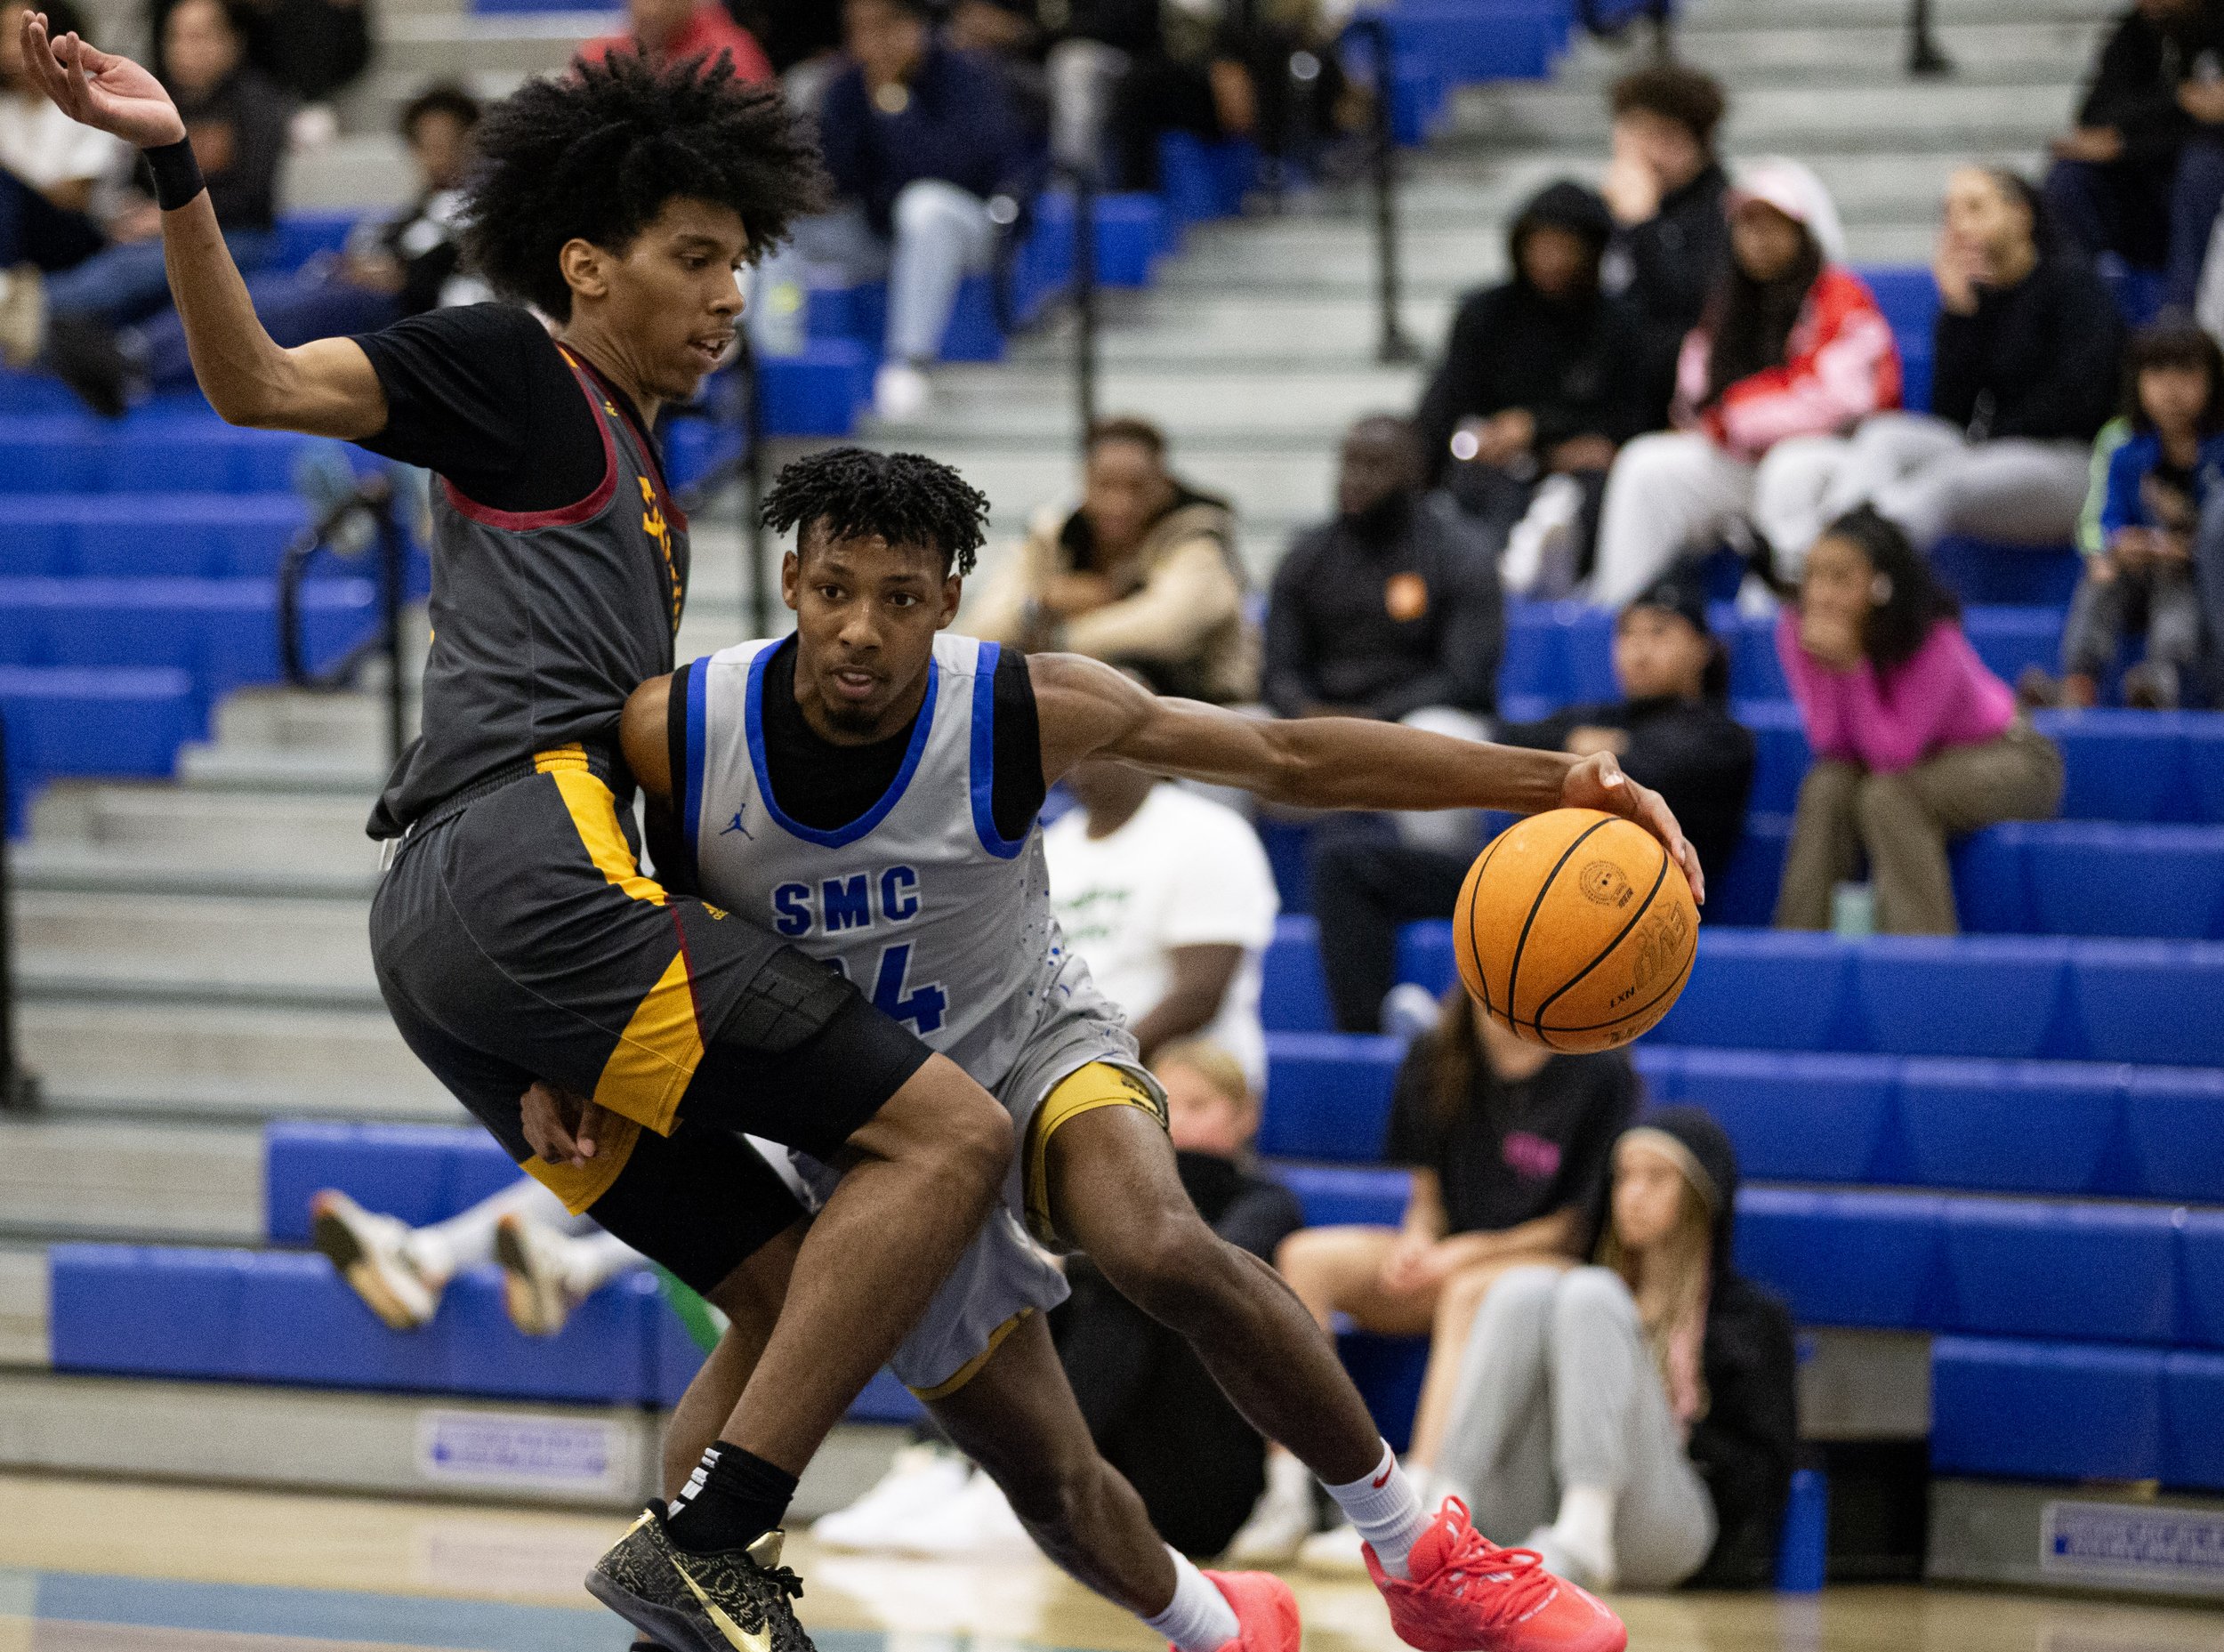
0;1118;263;1245
26;783;385;874
1928;1478;2224;1602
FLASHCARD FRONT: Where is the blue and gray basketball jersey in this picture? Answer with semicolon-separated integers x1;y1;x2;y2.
674;633;1111;1090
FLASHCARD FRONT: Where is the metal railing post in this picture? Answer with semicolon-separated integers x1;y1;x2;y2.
1069;160;1100;454
740;337;772;640
0;709;35;1112
1350;16;1417;364
1907;0;1953;76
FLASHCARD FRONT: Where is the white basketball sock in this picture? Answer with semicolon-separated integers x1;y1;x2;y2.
1324;1441;1430;1579
1141;1549;1239;1652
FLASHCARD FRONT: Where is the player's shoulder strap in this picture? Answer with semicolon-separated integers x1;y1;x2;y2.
667;640;778;874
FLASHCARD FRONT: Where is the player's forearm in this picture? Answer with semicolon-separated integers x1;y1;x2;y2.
1249;716;1575;814
158;189;300;428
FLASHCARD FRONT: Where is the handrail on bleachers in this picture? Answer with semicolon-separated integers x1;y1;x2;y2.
273;469;411;770
1344;14;1420;365
0;707;36;1112
1060;157;1102;454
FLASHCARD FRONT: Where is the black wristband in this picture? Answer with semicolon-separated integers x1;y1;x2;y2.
143;136;205;211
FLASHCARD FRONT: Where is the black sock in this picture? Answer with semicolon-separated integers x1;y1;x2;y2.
665;1442;800;1555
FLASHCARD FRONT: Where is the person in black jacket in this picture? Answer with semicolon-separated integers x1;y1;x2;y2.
1265;414;1504;725
1053;1040;1306;1557
2044;0;2224;310
1600;64;1733;429
1420;180;1649;595
1307;570;1754;1034
1756;166;2126;571
1432;1106;1798;1592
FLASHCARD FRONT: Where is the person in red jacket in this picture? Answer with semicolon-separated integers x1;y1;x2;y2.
1591;158;1900;607
578;0;772;82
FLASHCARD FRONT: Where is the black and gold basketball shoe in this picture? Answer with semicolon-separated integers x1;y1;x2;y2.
589;1504;813;1652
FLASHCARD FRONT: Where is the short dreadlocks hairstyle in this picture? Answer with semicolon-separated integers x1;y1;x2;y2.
761;448;993;576
461;52;826;321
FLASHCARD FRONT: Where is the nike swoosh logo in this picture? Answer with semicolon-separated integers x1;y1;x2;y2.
670;1556;773;1652
1373;1468;1393;1488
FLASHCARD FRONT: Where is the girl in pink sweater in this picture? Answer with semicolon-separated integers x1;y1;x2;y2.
1774;507;2062;933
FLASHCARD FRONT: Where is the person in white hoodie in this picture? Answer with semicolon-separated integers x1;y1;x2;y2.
1589;158;1903;607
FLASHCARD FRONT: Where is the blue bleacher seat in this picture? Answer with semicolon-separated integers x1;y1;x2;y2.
1929;538;2084;608
1;665;201;833
1261;915;1334;1033
0;413;311;494
1260;1032;1402;1161
2125;1068;2224;1203
1931;1336;2165;1483
1735;701;1810;816
2069;939;2224;1065
1649;931;1854;1052
273;212;359;273
2179;1212;2224;1350
0;495;308;580
264;1122;519;1245
49;1245;250;1376
756;339;874;437
1397;919;1456;998
2164;1351;2224;1490
1271;1164;1411;1229
2038;711;2204;825
1705;814;1789;928
1940;1201;2179;1344
1733;1188;1946;1330
1892;1058;2126;1197
2019;823;2224;941
1671;1049;1894;1182
1156;133;1260;225
1850;935;2072;1060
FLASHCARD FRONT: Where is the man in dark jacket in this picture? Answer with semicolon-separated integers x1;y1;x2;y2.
1600;64;1732;427
746;0;1043;420
1419;181;1648;594
1309;572;1753;1033
2044;0;2224;309
1266;414;1504;725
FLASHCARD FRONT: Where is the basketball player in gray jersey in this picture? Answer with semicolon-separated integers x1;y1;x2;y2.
544;448;1701;1652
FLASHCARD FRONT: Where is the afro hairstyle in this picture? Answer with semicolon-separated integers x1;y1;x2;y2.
460;52;826;321
761;447;993;576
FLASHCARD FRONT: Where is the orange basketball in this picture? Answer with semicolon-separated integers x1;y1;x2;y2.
1453;808;1698;1053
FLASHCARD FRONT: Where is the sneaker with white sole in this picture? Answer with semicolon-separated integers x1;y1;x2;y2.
811;1444;971;1552
1222;1462;1316;1566
310;1189;442;1331
887;1468;1035;1559
1297;1521;1369;1576
494;1210;576;1336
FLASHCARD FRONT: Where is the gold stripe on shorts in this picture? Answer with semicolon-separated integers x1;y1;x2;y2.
907;1307;1035;1401
1024;1061;1168;1247
521;1114;643;1216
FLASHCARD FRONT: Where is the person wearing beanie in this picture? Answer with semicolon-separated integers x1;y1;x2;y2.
1416;178;1652;597
1430;1106;1799;1592
1753;166;2125;577
1307;571;1755;1035
1591;157;1902;608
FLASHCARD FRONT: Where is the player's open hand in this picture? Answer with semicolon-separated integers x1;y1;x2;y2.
1560;748;1704;907
17;11;186;148
520;1079;608;1169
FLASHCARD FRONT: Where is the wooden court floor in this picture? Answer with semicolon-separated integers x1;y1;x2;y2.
1;1475;2215;1652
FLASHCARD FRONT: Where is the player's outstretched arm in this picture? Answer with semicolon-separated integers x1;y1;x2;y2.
16;10;386;438
1032;650;1704;904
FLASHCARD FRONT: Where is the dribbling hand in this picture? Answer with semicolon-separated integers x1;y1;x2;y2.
16;10;186;147
1559;748;1705;907
521;1078;608;1170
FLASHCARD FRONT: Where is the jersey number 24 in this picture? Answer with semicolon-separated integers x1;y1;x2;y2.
868;942;947;1036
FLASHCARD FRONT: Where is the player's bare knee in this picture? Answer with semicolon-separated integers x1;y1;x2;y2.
866;1059;1013;1193
1098;1208;1240;1326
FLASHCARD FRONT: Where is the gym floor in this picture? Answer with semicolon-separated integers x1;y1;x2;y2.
2;1474;2217;1652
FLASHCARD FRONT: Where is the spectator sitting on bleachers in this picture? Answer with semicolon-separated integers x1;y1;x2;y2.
1431;1107;1796;1592
1040;0;1158;181
968;415;1259;703
1052;1039;1307;1557
1417;181;1649;597
1592;159;1900;609
151;0;370;117
2048;321;2224;709
1043;753;1280;1092
1775;507;2064;935
578;0;775;81
1600;63;1731;429
2044;0;2224;314
128;83;481;399
1308;570;1754;1035
0;0;125;350
1229;986;1639;1567
22;0;288;415
745;0;1041;422
308;1177;644;1337
946;0;1052;147
1760;169;2125;584
1265;413;1503;729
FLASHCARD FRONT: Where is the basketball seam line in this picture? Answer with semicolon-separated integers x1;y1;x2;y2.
1504;816;1614;1035
1532;838;1671;1031
1464;834;1506;1021
1531;931;1696;1036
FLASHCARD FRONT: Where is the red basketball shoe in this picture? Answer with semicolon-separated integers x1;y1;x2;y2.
1365;1499;1626;1652
1185;1570;1300;1652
